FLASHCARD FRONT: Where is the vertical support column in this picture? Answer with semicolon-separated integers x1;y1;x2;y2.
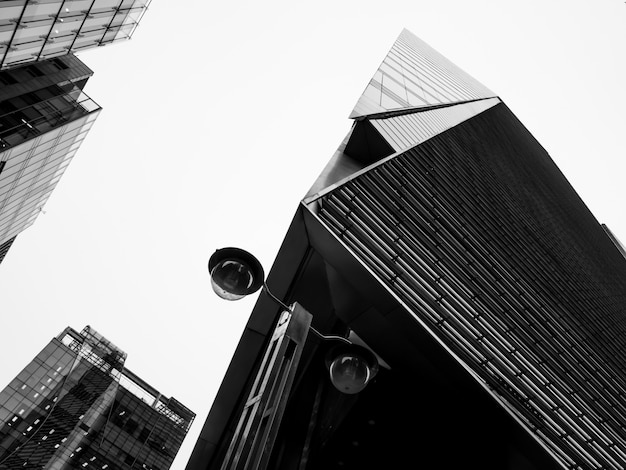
220;303;312;470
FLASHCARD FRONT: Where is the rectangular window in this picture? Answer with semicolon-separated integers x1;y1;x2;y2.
26;65;44;77
52;58;69;70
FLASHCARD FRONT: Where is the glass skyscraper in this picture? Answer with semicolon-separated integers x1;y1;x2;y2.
188;30;626;469
0;53;100;262
0;0;152;265
0;326;195;470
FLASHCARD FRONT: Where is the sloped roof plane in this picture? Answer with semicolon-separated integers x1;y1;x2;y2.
350;28;497;119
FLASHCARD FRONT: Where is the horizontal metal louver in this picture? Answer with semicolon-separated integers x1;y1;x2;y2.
370;98;500;153
317;103;626;469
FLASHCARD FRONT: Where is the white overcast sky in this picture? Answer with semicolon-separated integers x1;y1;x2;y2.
1;1;625;469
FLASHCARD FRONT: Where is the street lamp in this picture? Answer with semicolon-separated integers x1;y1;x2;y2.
208;247;265;301
208;247;379;394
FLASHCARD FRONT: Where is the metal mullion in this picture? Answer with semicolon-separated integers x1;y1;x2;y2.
96;0;126;46
396;113;428;143
347;188;444;285
65;0;98;53
517;373;561;416
377;164;438;222
391;43;470;102
438;319;490;366
1;0;31;67
393;112;432;148
543;377;597;423
395;37;489;100
569;415;620;464
327;190;401;268
396;255;482;335
479;335;525;378
554;405;595;444
342;182;413;249
379;52;447;104
363;180;440;254
320;203;397;283
390;249;530;379
339;192;410;263
587;440;622;470
406;141;510;223
327;135;626;466
533;427;578;468
563;434;603;469
572;395;613;431
385;50;458;103
320;193;442;322
389;114;423;150
394;153;520;272
34;0;69;61
473;313;520;357
352;219;445;301
355;176;442;258
418;186;543;297
390;275;448;325
374;116;410;151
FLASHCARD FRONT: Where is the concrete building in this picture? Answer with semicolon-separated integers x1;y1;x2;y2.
187;29;626;469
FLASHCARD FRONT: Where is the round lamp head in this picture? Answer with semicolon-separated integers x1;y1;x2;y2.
208;248;265;301
325;344;379;394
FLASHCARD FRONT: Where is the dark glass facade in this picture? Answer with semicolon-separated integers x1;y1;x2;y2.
315;102;626;468
188;29;626;470
0;326;195;470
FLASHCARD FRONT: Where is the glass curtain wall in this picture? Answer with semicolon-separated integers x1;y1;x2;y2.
0;0;152;70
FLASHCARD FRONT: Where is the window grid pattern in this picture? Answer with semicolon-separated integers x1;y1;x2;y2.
0;0;152;70
0;101;100;245
0;326;194;469
350;29;497;119
317;103;626;469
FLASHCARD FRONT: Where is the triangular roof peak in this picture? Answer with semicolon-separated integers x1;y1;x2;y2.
350;29;497;119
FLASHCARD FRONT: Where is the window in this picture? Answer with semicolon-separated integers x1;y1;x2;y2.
0;74;18;85
52;57;69;69
26;65;44;77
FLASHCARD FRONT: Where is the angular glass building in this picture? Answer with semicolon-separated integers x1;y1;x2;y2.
187;30;626;469
0;326;195;470
0;0;151;70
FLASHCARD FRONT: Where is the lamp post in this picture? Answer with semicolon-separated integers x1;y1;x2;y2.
208;247;379;394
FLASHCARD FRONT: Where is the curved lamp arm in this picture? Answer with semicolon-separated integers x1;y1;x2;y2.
262;283;352;345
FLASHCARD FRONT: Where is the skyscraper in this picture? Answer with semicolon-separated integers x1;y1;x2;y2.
0;325;195;470
0;0;152;264
0;54;100;261
188;29;626;469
